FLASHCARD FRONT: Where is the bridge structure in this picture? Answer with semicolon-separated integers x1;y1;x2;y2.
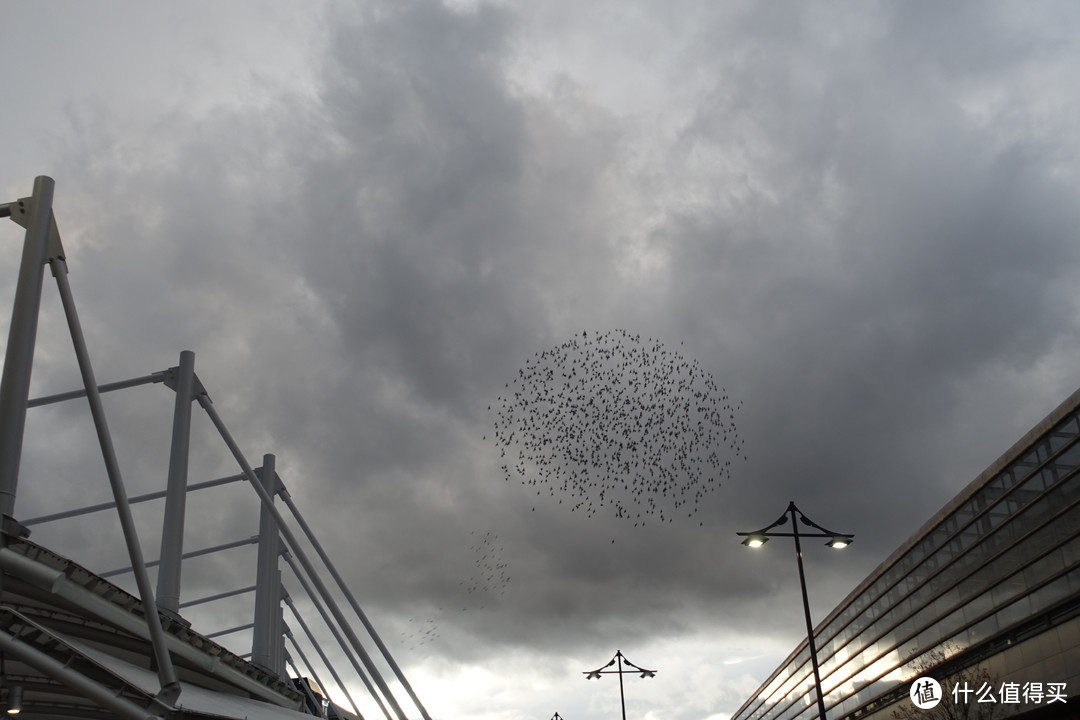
0;176;432;719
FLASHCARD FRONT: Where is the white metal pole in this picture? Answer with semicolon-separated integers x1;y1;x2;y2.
285;652;329;718
252;454;285;677
157;350;196;614
0;176;54;522
196;395;412;720
27;372;165;408
49;257;181;704
281;550;391;720
285;628;339;719
284;592;365;719
279;482;434;720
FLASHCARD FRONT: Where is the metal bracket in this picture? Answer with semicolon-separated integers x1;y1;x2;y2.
1;197;29;225
0;515;29;541
5;198;66;268
161;367;208;400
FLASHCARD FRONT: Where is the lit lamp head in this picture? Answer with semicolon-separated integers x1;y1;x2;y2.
586;672;602;680
5;685;21;715
741;534;768;549
826;536;853;550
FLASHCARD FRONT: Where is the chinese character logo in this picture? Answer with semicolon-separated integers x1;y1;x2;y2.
911;677;942;710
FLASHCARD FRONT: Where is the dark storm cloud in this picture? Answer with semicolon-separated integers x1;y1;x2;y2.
5;1;1080;718
300;0;533;402
657;1;1080;564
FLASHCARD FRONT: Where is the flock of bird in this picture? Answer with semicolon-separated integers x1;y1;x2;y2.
409;331;742;655
459;530;510;604
400;531;510;652
490;329;744;526
399;616;440;652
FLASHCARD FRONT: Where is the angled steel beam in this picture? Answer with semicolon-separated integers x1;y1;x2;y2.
196;394;414;720
286;653;330;718
281;549;389;720
285;629;339;719
283;593;364;720
47;251;180;705
279;477;433;720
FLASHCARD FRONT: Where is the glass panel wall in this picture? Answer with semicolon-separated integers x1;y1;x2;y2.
732;400;1080;720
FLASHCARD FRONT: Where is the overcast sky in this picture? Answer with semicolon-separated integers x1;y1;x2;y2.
3;2;1080;720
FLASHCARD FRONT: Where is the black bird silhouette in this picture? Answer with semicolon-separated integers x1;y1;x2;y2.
399;616;442;652
452;529;513;616
490;329;744;525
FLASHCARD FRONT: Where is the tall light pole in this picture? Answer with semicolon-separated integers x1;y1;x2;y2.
583;650;656;720
737;501;853;720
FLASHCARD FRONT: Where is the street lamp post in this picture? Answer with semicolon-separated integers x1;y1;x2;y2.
583;650;656;720
737;501;853;720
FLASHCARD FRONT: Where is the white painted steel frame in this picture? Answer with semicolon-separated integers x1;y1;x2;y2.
1;177;432;719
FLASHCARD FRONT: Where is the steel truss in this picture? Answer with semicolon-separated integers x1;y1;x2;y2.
0;177;431;720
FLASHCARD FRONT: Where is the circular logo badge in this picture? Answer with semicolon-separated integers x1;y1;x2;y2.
910;677;942;709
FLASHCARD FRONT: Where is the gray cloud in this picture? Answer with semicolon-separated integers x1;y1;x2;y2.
3;1;1080;719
